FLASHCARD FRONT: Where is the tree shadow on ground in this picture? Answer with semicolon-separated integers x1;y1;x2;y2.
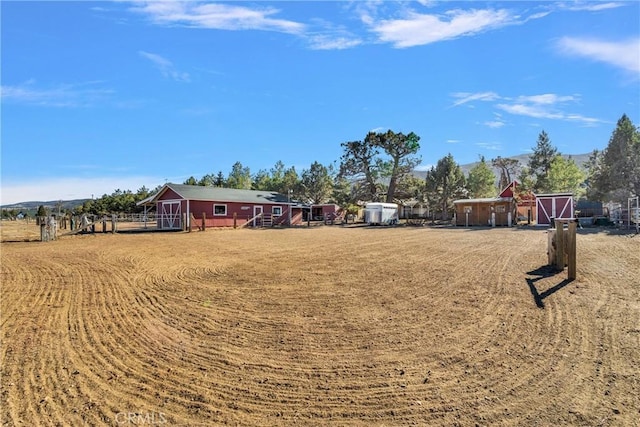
526;265;574;309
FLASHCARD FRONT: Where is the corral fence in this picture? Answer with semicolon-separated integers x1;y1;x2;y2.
37;213;160;241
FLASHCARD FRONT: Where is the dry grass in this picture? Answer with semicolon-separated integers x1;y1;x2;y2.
1;221;639;426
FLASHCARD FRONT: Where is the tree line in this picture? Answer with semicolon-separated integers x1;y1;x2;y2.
23;114;638;218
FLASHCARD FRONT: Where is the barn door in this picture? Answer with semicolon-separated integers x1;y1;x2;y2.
253;206;263;227
161;201;182;229
536;198;553;226
556;197;573;219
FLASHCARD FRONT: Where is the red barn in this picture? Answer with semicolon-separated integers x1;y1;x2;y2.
499;180;536;223
535;193;574;226
140;183;304;230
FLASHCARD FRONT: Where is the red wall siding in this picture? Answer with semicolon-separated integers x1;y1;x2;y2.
158;188;182;201
187;201;296;227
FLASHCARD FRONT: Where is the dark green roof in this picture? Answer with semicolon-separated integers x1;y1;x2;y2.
158;183;290;204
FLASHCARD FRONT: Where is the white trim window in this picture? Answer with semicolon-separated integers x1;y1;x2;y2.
272;206;282;216
213;204;227;216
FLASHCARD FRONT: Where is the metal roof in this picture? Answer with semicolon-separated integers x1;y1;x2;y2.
137;183;291;206
534;193;574;197
453;197;514;204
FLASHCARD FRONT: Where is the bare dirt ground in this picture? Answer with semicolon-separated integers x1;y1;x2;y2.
1;221;639;426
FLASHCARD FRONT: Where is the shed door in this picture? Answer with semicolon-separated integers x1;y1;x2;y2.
537;197;573;226
253;206;263;227
160;201;182;229
555;197;573;219
536;198;553;226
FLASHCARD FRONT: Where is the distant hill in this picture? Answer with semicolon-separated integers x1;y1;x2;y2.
1;199;89;211
413;152;591;180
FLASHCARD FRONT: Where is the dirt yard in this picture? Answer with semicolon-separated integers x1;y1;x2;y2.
1;221;639;426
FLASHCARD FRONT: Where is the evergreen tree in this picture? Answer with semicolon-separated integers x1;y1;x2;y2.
424;154;466;220
252;169;272;191
365;130;422;203
215;171;225;187
339;129;421;202
197;174;216;186
183;176;198;185
300;161;334;204
226;162;252;189
281;166;301;199
468;156;497;198
528;130;558;193
588;114;640;203
547;155;586;196
339;138;382;202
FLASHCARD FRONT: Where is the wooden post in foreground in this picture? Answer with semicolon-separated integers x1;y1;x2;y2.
233;212;237;229
547;228;556;266
555;219;565;271
567;221;577;280
202;212;206;232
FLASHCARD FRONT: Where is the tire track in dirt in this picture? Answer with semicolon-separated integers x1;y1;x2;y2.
2;227;639;425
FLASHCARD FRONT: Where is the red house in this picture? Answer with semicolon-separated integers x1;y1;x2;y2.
139;183;304;230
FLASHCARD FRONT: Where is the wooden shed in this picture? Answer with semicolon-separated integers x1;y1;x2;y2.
139;183;304;230
535;193;574;226
453;197;517;227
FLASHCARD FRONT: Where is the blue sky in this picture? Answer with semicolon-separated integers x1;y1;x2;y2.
1;1;639;204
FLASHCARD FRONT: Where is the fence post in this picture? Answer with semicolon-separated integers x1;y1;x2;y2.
233;212;237;229
202;212;206;232
40;222;47;242
567;221;577;280
547;228;556;266
554;219;565;271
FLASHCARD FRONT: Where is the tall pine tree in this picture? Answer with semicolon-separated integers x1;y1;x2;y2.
588;114;640;203
528;130;558;193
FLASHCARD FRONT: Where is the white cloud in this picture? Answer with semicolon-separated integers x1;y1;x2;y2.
560;2;625;12
1;81;113;107
475;142;502;150
446;139;461;144
139;51;190;82
130;1;305;34
496;95;606;126
484;120;505;128
451;91;501;107
497;103;564;120
556;37;640;74
307;34;362;50
450;90;606;126
0;176;164;205
515;94;578;104
368;8;517;48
